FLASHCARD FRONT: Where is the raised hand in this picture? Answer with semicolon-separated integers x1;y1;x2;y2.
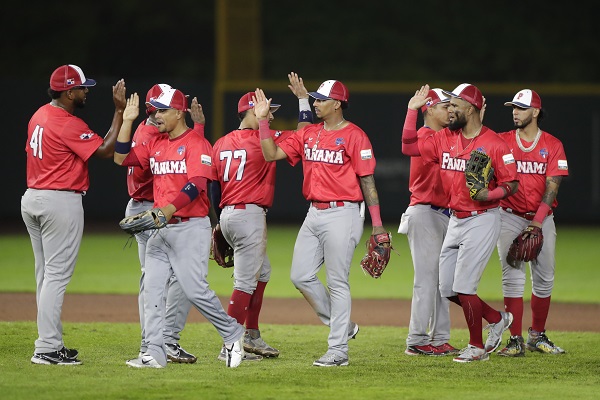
252;88;271;120
288;72;308;99
408;84;431;111
189;97;206;125
123;93;139;122
113;79;127;111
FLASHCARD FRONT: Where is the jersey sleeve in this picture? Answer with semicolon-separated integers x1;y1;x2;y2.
186;136;216;180
545;134;569;177
491;136;518;184
61;118;103;162
278;128;305;166
347;126;376;176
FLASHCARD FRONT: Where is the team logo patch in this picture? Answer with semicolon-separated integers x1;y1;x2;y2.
274;131;282;138
335;137;345;146
476;146;486;153
67;78;75;85
558;159;568;170
360;149;372;160
201;154;212;166
80;132;94;140
177;145;185;155
540;148;548;159
503;153;515;164
131;140;137;148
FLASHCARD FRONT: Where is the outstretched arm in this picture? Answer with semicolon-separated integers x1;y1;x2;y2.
359;175;387;235
95;79;127;158
288;71;313;129
254;88;289;162
114;92;139;165
402;85;430;157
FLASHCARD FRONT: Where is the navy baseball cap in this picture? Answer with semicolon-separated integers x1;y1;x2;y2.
309;80;349;102
50;64;96;91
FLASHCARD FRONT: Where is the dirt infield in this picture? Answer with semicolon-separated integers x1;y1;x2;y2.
2;293;599;332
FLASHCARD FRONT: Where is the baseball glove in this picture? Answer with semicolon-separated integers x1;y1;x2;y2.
360;232;392;279
506;226;544;268
464;150;494;200
119;208;168;235
210;224;234;268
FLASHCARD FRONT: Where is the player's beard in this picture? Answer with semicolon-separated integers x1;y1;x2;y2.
514;113;533;129
73;97;86;109
448;113;467;131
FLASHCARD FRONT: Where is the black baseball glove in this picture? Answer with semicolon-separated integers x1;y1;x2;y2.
465;150;494;200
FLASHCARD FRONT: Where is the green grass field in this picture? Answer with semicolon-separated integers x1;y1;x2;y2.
1;224;599;399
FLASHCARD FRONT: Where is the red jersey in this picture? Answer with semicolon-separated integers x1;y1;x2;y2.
123;128;215;218
25;103;103;191
408;126;451;208
498;130;568;212
212;129;292;208
278;122;376;202
419;126;518;212
126;120;156;201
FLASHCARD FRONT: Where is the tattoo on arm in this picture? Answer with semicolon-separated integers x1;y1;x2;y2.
359;175;379;206
542;176;562;205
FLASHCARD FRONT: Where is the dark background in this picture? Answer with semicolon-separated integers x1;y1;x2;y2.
3;0;600;228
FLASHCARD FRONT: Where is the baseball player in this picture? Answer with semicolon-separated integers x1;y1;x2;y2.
399;88;458;356
22;65;126;365
124;83;208;363
210;89;297;362
114;88;246;369
402;84;519;362
496;89;568;356
254;77;385;367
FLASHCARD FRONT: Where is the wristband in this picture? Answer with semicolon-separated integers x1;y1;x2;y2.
299;110;314;123
115;140;132;154
485;186;507;201
533;202;552;224
368;205;383;226
259;119;271;140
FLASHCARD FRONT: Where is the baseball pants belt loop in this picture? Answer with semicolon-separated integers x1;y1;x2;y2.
429;204;451;217
311;201;345;210
226;204;268;211
451;209;489;219
168;216;190;224
501;207;553;221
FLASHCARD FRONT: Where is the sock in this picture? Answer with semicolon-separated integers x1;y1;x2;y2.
458;294;484;349
481;298;501;324
504;297;523;336
447;295;461;306
227;289;251;325
246;281;267;330
531;294;551;332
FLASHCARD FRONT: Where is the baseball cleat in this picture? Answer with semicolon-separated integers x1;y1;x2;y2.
166;343;197;364
224;336;245;368
484;311;513;353
405;344;437;356
432;343;460;356
31;349;82;365
348;322;360;340
126;354;163;368
244;329;280;358
526;328;566;354
313;352;349;367
498;335;526;357
218;345;262;362
452;345;489;363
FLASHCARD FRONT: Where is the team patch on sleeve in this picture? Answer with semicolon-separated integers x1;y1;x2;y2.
558;159;568;170
201;154;212;166
360;149;373;160
502;153;515;164
80;131;95;140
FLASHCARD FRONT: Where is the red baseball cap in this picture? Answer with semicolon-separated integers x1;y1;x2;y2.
145;84;172;115
50;64;96;91
443;83;484;109
238;92;281;113
146;87;188;112
309;80;349;102
504;89;542;109
421;88;450;112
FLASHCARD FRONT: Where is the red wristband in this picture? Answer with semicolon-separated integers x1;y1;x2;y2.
368;205;383;226
259;119;271;140
533;202;552;224
486;183;512;201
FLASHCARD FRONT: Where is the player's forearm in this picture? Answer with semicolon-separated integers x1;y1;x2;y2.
258;119;284;161
113;119;134;165
402;108;420;156
297;98;313;130
96;108;125;158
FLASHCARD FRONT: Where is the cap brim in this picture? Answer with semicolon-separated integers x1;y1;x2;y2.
81;78;96;87
442;90;458;98
308;92;331;100
147;99;171;109
504;101;533;108
270;104;281;113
